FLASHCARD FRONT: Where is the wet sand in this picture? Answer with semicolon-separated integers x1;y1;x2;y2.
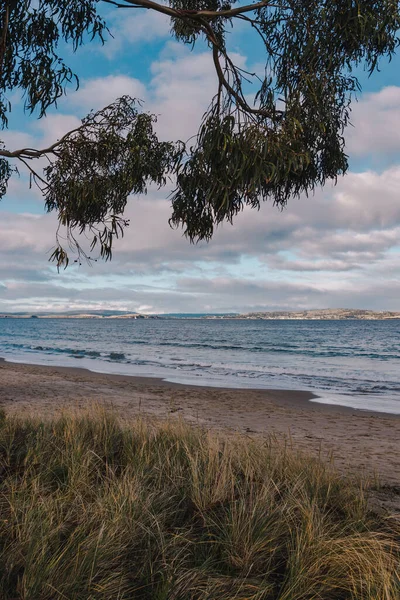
1;357;399;491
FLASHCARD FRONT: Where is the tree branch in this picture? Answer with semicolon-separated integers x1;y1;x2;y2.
102;0;179;18
0;122;93;160
0;2;10;77
200;19;278;120
100;0;280;20
18;156;48;189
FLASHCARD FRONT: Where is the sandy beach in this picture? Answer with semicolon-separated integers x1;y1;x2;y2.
1;357;399;491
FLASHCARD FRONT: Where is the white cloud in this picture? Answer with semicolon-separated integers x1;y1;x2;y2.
148;45;245;140
35;114;82;146
0;212;55;254
346;86;400;157
148;45;217;140
100;10;171;58
1;130;36;151
119;10;171;44
67;75;147;112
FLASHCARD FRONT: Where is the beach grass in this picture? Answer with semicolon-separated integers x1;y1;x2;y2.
0;406;398;599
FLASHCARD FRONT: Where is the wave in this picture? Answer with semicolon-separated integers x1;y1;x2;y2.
1;343;128;363
108;352;126;361
140;340;400;360
2;339;400;363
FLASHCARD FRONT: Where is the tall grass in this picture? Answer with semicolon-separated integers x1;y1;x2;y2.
0;406;398;599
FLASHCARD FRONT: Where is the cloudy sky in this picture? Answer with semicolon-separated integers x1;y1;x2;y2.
1;5;400;314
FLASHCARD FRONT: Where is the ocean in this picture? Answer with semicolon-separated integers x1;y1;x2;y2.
0;317;399;414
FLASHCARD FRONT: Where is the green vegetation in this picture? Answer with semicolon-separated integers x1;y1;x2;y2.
0;407;398;599
2;1;400;265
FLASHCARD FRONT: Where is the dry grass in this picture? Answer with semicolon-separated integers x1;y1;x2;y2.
0;406;398;599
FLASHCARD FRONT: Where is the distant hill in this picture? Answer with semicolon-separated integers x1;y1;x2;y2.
230;309;400;320
0;308;399;320
0;311;158;319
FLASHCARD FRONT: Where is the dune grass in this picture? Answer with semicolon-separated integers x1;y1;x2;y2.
0;406;398;599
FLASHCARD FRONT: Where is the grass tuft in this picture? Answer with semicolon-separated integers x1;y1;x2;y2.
0;406;398;599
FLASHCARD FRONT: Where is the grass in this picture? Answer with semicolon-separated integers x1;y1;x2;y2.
0;405;398;599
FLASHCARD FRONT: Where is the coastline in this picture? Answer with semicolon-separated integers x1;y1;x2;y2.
1;357;399;486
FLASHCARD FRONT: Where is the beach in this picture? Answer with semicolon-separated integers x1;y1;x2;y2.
1;358;399;489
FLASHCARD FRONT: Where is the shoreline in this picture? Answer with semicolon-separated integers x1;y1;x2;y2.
1;357;399;486
1;354;400;418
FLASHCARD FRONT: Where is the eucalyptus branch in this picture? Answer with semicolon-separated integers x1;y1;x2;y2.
18;156;48;189
0;4;9;77
101;0;280;19
201;19;277;121
0;122;102;161
0;0;18;77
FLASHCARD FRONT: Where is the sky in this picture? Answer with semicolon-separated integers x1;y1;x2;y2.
1;4;400;314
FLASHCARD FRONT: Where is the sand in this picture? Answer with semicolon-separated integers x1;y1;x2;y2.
1;357;399;491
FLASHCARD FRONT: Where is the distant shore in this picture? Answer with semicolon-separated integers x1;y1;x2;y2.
0;358;399;486
1;308;400;319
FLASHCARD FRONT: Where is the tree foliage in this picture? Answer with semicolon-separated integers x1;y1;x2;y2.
43;98;179;267
1;0;400;265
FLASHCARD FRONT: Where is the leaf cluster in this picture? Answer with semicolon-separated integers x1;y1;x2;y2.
0;0;107;126
43;97;179;267
170;0;233;46
171;0;400;239
0;154;14;199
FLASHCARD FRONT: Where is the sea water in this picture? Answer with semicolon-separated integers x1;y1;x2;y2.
0;317;399;414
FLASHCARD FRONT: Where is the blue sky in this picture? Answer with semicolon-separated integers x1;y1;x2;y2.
1;4;400;313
